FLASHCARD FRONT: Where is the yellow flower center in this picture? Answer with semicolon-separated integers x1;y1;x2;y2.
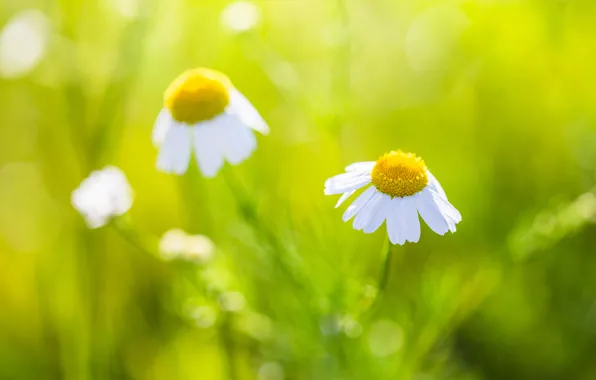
164;68;232;124
371;150;428;197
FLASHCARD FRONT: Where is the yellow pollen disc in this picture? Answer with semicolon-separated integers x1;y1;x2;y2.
164;68;232;124
371;150;429;197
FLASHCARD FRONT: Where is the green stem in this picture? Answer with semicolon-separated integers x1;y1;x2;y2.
111;215;160;258
220;316;239;380
90;0;156;167
377;236;393;293
330;0;351;137
355;237;395;320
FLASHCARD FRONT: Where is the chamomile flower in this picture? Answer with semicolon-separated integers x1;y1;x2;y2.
325;150;461;245
153;67;269;177
71;166;133;229
158;228;215;264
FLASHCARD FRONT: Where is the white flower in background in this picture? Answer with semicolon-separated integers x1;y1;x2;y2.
71;166;133;229
0;9;49;78
159;228;215;264
153;67;269;177
221;1;261;33
325;150;461;245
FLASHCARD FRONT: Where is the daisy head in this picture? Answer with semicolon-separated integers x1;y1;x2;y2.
71;166;134;229
324;150;462;245
153;67;269;177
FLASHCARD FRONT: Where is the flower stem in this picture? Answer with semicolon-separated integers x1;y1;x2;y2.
111;215;160;258
220;315;239;380
377;236;394;293
356;237;395;319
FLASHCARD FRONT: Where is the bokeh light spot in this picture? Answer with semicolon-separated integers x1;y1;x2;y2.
367;319;404;357
258;362;284;380
0;9;49;78
221;1;261;33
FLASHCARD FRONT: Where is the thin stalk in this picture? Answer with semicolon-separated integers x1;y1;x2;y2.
90;1;156;166
330;0;351;137
221;168;307;293
220;315;239;380
111;215;160;258
356;237;397;320
377;236;393;293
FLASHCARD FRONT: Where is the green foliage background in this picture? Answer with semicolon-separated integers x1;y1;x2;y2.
2;0;596;379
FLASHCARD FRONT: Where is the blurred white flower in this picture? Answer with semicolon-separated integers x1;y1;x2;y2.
221;1;261;33
71;166;133;229
154;67;269;177
0;9;50;78
159;228;187;260
325;150;461;245
159;228;215;264
218;291;246;312
258;362;285;380
185;234;216;261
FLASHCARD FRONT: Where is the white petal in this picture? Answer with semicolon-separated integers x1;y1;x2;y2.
325;170;367;188
363;193;391;233
415;188;449;235
386;197;405;245
428;188;461;233
353;191;383;230
345;161;375;173
429;188;462;223
152;109;174;147
228;88;269;135
343;186;376;222
193;125;224;178
335;189;355;208
156;125;192;175
213;114;257;165
324;171;371;195
399;197;420;243
426;170;447;200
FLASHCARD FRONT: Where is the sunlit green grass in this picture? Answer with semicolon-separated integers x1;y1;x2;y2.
2;0;596;379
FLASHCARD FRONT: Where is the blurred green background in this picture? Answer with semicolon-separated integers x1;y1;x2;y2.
2;0;596;379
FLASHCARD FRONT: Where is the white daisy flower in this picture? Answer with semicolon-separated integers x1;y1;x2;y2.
158;228;215;264
324;150;461;245
153;67;269;177
71;166;134;229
